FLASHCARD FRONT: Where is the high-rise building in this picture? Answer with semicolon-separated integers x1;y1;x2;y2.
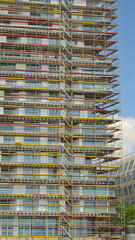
0;0;123;239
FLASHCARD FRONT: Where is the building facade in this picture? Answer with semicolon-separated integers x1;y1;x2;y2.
117;152;135;205
0;0;123;239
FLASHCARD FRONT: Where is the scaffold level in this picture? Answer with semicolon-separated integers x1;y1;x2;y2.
0;0;124;239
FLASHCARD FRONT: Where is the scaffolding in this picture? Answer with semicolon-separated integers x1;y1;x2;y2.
0;0;124;239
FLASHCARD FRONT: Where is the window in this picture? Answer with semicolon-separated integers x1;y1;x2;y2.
85;201;95;206
87;228;93;236
95;67;104;74
126;175;131;181
73;110;80;117
87;110;94;117
1;154;10;162
97;187;107;196
26;64;41;71
121;176;125;183
128;160;134;172
20;217;32;225
84;139;94;146
117;188;123;197
48;156;57;164
124;186;128;196
125;199;129;206
23;200;38;211
83;67;93;73
95;84;104;90
30;11;41;16
47;200;58;205
48;227;58;236
83;83;91;90
0;63;16;69
49;39;58;45
98;202;107;207
29;0;51;3
27;91;35;96
33;217;44;225
128;185;133;194
19;227;31;236
2;227;13;236
123;162;128;172
94;16;104;22
23;168;39;174
48;137;58;145
73;218;84;226
85;157;92;165
47;185;59;194
25;108;41;115
49;65;59;71
1;216;14;225
47;217;57;225
96;139;106;147
4;107;17;115
32;227;45;236
73;170;80;176
6;79;17;86
73;227;84;237
0;125;14;132
24;126;40;132
88;171;95;181
27;38;42;44
49;81;57;88
47;200;58;212
48;127;58;134
26;91;41;102
0;185;13;194
49;109;59;116
73;170;80;180
24;136;40;144
3;136;15;143
85;187;95;195
83;26;93;31
83;15;93;21
7;37;15;43
25;80;41;87
40;13;54;18
48;169;57;179
26;185;40;194
24;152;41;163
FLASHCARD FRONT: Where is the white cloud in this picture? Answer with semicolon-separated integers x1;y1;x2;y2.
122;117;135;155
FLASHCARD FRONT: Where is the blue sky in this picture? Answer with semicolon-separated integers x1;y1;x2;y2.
118;0;135;118
118;0;135;154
